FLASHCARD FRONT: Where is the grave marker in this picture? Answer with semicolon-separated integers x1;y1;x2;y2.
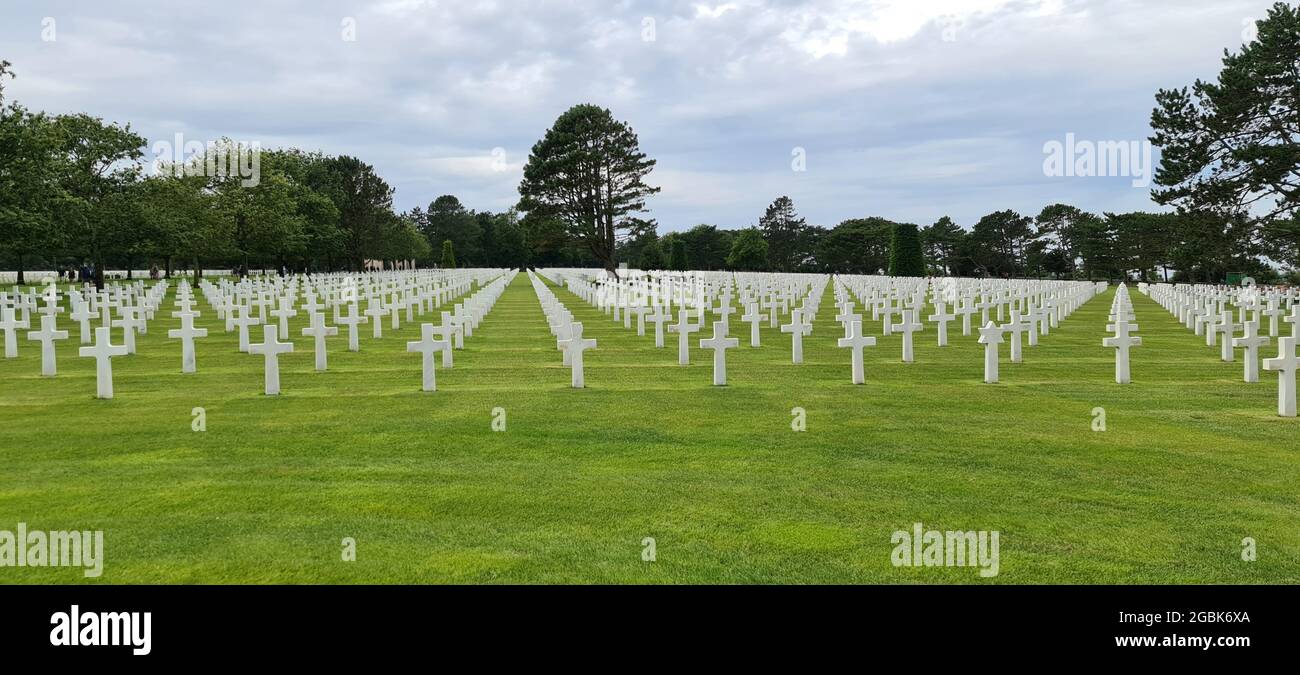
248;324;295;395
1263;337;1298;417
79;326;129;399
27;314;69;376
837;319;877;385
407;323;450;392
167;312;208;374
559;322;597;388
699;321;739;386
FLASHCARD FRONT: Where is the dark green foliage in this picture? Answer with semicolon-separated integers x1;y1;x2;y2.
920;216;966;275
440;240;456;269
669;239;688;271
757;196;807;272
726;228;769;271
517;104;660;274
816;218;893;275
1151;2;1300;229
424;195;481;265
888;223;925;277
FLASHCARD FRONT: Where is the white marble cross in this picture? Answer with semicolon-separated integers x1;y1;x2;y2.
1233;319;1270;383
27;314;69;376
336;303;367;352
387;295;403;330
891;309;922;363
1263;337;1298;417
1;306;30;358
248;324;294;395
407;323;450;392
763;294;781;327
231;306;261;353
1262;297;1284;337
301;311;338;372
1102;320;1142;385
835;303;856;338
978;321;1004;384
448;311;467;349
1284;304;1300;339
432;312;458;367
554;320;573;366
1216;310;1239;362
669;309;700;365
648;305;671;348
364;301;389;338
70;301;95;344
1024;304;1046;346
271;296;298;337
699;321;739;386
38;287;64;320
1201;308;1219;347
741;303;766;348
167;311;208;374
79;326;129;399
111;306;142;355
955;300;977;336
714;302;737;334
631;305;648;336
929;302;954;347
781;309;811;364
560;322;597;388
1003;309;1029;364
837;319;877;384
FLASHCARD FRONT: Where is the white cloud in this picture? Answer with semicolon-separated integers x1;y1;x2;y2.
0;0;1279;230
694;3;740;19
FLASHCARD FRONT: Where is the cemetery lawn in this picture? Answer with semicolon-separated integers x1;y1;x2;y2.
1;275;1297;584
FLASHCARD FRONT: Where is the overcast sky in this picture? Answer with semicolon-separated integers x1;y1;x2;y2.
0;0;1277;232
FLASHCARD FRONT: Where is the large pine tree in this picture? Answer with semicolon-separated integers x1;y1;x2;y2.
758;196;807;272
888;223;925;277
517;104;659;276
1150;2;1300;233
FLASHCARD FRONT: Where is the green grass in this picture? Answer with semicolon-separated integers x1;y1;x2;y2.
0;274;1296;584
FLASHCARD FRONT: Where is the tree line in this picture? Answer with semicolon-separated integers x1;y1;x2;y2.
610;197;1293;283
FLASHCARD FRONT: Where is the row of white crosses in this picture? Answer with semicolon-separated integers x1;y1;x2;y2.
240;271;506;395
1142;282;1299;417
4;270;505;399
2;277;163;351
540;269;1102;386
548;269;833;384
832;280;876;384
202;270;491;394
1103;285;1141;384
976;281;1102;384
832;275;1102;384
0;278;173;398
530;271;596;388
404;273;514;392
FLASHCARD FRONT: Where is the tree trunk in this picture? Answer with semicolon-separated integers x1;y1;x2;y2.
165;256;172;278
192;256;202;283
15;253;24;286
